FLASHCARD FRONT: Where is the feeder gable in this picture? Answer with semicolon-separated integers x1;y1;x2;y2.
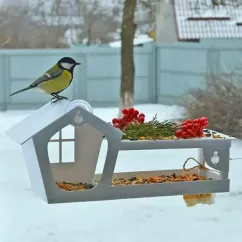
32;102;124;146
6;99;123;145
6;100;71;145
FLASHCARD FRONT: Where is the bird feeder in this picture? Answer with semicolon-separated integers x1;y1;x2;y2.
6;100;233;204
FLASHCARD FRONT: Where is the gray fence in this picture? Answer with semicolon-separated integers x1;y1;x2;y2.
0;40;242;111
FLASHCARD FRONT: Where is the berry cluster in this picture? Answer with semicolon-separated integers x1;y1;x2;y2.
175;117;208;139
112;108;145;130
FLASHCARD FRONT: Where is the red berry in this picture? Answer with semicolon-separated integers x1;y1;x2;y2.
201;116;208;121
186;129;193;136
122;109;128;114
199;117;207;126
131;113;138;119
190;131;196;138
197;129;203;137
175;130;182;137
193;119;200;124
194;123;200;130
182;125;188;131
181;132;188;139
127;117;133;122
122;114;128;120
139;117;145;123
128;108;135;114
203;121;208;127
116;118;123;124
186;123;193;129
133;110;139;116
190;126;195;132
186;119;193;124
112;118;118;124
139;113;145;118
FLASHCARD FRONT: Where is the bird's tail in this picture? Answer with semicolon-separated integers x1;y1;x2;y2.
9;86;33;97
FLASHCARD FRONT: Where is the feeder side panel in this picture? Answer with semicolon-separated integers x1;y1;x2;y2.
201;144;230;179
22;139;48;202
98;140;121;187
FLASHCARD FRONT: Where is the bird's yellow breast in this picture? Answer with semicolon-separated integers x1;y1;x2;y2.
39;70;72;94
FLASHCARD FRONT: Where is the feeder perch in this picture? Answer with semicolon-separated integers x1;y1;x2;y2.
6;100;234;204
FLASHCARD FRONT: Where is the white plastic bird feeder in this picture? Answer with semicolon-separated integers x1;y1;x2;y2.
6;100;234;204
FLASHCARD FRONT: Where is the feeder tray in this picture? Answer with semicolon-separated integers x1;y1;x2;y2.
6;100;234;204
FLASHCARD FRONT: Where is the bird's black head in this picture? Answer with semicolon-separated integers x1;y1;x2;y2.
58;57;81;71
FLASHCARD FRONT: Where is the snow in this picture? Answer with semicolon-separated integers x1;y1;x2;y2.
107;32;121;41
109;34;154;48
64;28;82;45
1;104;242;242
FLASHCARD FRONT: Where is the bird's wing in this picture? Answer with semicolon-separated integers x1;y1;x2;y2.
30;65;63;88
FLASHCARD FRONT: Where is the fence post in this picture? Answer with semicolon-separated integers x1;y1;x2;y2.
149;44;158;103
0;54;8;111
206;48;221;74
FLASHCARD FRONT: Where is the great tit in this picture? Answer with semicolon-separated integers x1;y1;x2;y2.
9;57;81;104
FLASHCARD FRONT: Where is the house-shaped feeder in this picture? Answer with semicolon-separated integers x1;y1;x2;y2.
6;99;233;204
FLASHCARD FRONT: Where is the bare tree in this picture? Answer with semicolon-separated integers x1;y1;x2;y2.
181;71;242;138
139;0;157;27
0;4;68;48
120;0;137;113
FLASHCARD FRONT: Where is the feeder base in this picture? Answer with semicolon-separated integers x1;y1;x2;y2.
49;169;229;204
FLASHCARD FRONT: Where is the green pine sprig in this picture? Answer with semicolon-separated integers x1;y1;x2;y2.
122;114;179;140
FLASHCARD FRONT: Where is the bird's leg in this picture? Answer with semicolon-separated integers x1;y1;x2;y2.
56;94;68;100
51;94;68;105
51;94;59;105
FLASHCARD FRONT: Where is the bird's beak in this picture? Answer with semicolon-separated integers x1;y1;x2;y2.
76;62;81;65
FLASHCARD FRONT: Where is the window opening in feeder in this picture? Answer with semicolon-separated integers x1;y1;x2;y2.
211;151;220;166
48;127;75;164
61;125;74;139
48;141;59;164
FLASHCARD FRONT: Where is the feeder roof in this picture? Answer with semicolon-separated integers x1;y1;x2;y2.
6;99;123;145
6;100;72;144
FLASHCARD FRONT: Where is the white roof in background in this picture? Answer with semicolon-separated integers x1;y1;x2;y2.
174;0;242;39
109;34;153;48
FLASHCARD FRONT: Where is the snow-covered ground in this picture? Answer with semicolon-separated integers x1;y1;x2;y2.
0;104;242;242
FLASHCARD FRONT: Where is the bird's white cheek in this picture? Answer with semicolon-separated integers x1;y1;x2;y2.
61;62;73;69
